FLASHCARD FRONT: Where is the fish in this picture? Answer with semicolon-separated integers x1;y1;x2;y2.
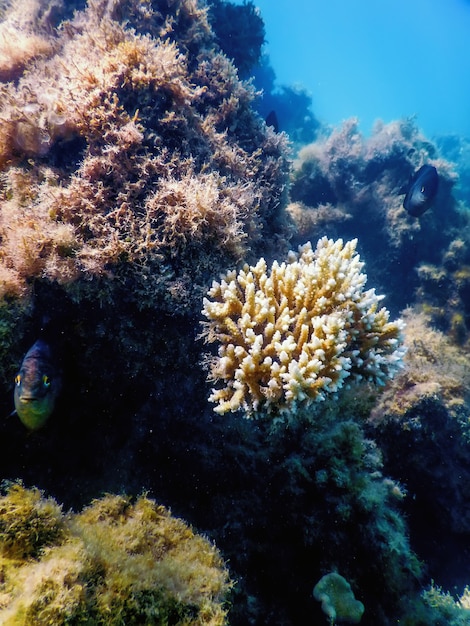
402;164;439;217
14;339;62;430
265;110;279;133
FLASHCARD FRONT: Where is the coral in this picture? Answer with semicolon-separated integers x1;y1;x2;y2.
313;572;364;625
201;236;405;416
4;4;466;624
392;582;470;625
457;586;470;610
0;486;231;625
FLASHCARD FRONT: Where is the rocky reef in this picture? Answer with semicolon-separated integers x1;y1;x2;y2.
0;483;230;624
286;115;470;623
0;0;290;314
2;1;470;625
0;0;289;622
0;0;291;519
287;118;467;315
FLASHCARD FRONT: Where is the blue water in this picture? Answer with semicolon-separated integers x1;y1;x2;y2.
240;0;470;138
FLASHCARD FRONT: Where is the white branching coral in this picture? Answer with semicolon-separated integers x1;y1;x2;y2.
201;237;406;416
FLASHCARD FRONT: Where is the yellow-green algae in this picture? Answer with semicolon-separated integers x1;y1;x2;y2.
0;484;231;625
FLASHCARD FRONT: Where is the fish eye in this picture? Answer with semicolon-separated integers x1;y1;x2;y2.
42;375;51;388
15;374;21;386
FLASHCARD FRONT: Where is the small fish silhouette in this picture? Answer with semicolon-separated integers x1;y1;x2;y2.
402;164;439;217
265;110;279;133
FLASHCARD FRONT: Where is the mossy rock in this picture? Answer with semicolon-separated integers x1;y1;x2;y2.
0;487;231;625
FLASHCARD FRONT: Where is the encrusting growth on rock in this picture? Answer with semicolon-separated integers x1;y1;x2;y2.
202;237;405;416
0;0;290;313
0;483;231;625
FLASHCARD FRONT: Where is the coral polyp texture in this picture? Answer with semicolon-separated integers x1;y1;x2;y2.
201;237;405;416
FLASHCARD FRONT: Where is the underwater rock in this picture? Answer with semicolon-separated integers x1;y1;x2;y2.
368;310;470;599
288;118;461;314
208;0;265;77
0;0;291;504
0;0;291;314
0;484;231;625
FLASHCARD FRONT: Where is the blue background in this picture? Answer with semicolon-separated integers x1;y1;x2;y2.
236;0;470;138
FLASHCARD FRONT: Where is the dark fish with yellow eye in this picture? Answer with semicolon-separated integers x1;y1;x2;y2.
402;164;439;217
14;339;62;430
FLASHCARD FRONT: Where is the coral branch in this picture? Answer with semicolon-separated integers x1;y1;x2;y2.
202;237;405;416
